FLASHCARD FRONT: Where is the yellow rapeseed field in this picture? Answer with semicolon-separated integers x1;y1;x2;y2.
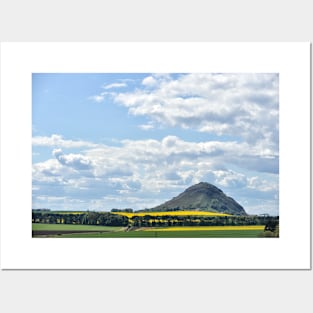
111;210;231;218
143;225;264;231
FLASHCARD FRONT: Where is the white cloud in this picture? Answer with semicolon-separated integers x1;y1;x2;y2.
32;134;99;148
214;170;247;188
33;134;278;213
103;82;127;90
32;73;279;214
113;73;279;151
247;176;278;193
33;158;64;182
138;122;154;130
53;148;93;170
142;76;157;87
89;95;105;103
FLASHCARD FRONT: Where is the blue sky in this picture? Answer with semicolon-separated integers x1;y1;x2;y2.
32;73;279;215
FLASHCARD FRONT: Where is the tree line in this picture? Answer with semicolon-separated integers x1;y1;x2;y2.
32;210;128;226
129;214;279;227
32;209;279;229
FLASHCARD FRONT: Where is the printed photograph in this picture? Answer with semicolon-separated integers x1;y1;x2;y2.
32;73;279;238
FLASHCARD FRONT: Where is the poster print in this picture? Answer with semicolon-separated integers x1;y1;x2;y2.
1;42;310;269
32;73;279;238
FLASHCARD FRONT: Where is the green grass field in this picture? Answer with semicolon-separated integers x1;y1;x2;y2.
32;223;123;232
32;223;265;238
59;229;263;238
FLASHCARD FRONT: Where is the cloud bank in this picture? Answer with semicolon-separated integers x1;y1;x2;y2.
33;134;278;214
113;73;278;148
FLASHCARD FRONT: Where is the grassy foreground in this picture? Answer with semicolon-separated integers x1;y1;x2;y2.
32;223;123;232
32;223;265;238
59;229;263;238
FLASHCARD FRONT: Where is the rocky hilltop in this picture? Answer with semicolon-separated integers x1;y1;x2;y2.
150;182;247;215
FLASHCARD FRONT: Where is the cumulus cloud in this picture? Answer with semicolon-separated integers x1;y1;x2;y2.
53;148;93;170
33;159;64;182
32;134;99;148
214;170;247;188
103;82;127;90
142;76;157;87
138;123;154;130
33;135;278;213
112;73;279;150
91;136;277;199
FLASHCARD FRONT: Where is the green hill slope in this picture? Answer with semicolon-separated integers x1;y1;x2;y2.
150;182;247;215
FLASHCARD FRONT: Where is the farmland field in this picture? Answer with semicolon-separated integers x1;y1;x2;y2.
143;225;264;231
59;229;263;238
32;223;124;237
32;223;265;238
